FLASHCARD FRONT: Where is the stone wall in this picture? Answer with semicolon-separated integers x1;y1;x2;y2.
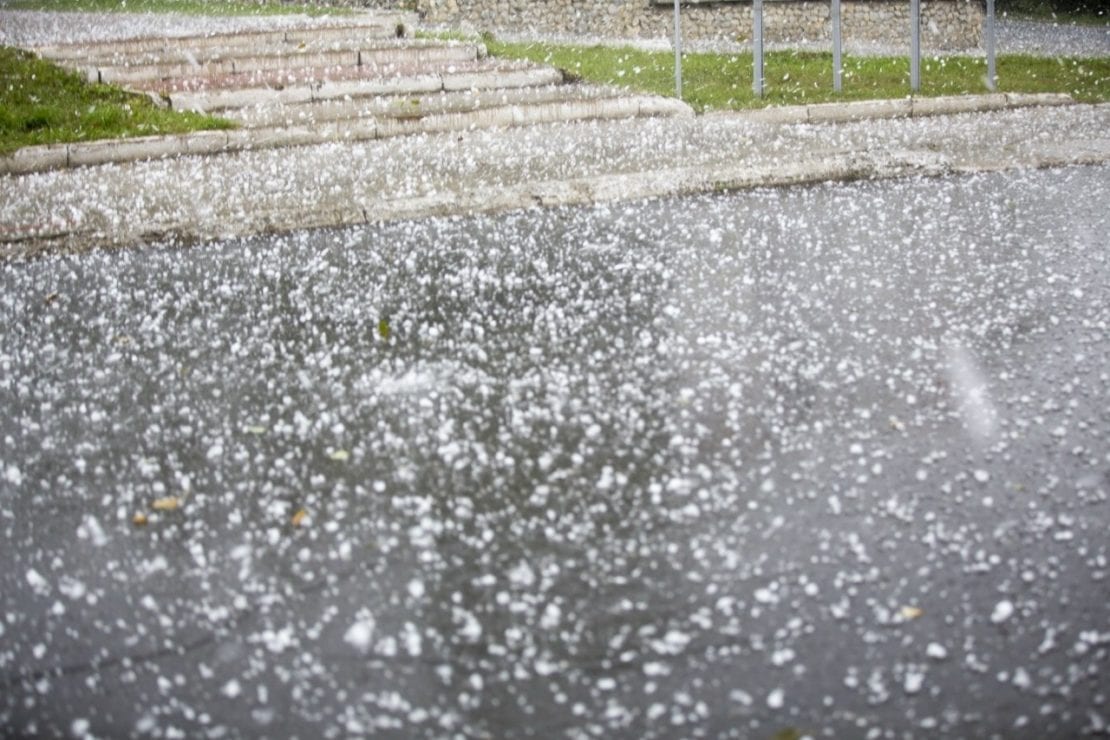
407;0;983;49
287;0;983;49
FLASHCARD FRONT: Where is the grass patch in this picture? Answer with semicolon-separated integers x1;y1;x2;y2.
0;0;348;16
483;37;1110;111
0;46;233;155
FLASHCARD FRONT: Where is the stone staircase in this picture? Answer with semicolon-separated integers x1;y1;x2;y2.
28;12;692;167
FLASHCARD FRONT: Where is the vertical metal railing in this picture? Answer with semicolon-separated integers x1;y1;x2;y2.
910;0;921;92
753;0;764;97
832;0;842;92
985;0;997;90
674;0;683;98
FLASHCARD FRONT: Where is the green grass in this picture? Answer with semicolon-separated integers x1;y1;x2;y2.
483;38;1110;111
0;46;234;155
0;0;348;16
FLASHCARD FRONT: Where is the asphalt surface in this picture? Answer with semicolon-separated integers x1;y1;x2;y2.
1;164;1108;739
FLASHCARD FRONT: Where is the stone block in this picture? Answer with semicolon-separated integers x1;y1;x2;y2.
0;145;69;175
315;75;443;101
184;131;231;156
723;105;809;125
808;98;911;122
224;126;326;153
443;67;563;92
68;136;185;168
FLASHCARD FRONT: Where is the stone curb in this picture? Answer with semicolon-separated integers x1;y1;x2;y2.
0;93;1076;177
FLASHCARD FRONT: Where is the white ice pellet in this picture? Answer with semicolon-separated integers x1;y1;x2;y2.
26;568;50;596
926;642;948;660
3;464;22;486
343;617;375;652
904;669;925;694
991;599;1015;624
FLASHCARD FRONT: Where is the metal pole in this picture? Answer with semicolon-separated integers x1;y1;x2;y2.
985;0;996;90
910;0;920;92
753;0;764;98
832;0;842;93
674;0;683;99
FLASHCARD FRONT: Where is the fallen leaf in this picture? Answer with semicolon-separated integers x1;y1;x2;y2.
132;512;148;526
245;425;266;435
377;317;391;340
44;292;60;305
291;509;308;527
151;496;181;511
328;449;350;462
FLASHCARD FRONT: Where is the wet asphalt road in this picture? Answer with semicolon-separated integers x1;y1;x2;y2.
1;165;1109;739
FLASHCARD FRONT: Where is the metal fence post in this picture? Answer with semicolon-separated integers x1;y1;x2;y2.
910;0;920;92
753;0;764;97
832;0;842;92
674;0;683;98
985;0;996;90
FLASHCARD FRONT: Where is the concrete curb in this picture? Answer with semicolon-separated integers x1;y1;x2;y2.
0;93;1075;177
707;92;1074;125
7;135;1109;260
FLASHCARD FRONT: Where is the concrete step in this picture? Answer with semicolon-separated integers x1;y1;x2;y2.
9;13;698;174
0;94;691;175
374;94;691;137
127;56;495;95
227;93;693;145
169;63;566;113
226;83;634;128
32;16;416;60
88;42;483;85
53;36;469;70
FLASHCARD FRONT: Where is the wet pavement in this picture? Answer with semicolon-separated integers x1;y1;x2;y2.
1;165;1108;738
997;18;1110;58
